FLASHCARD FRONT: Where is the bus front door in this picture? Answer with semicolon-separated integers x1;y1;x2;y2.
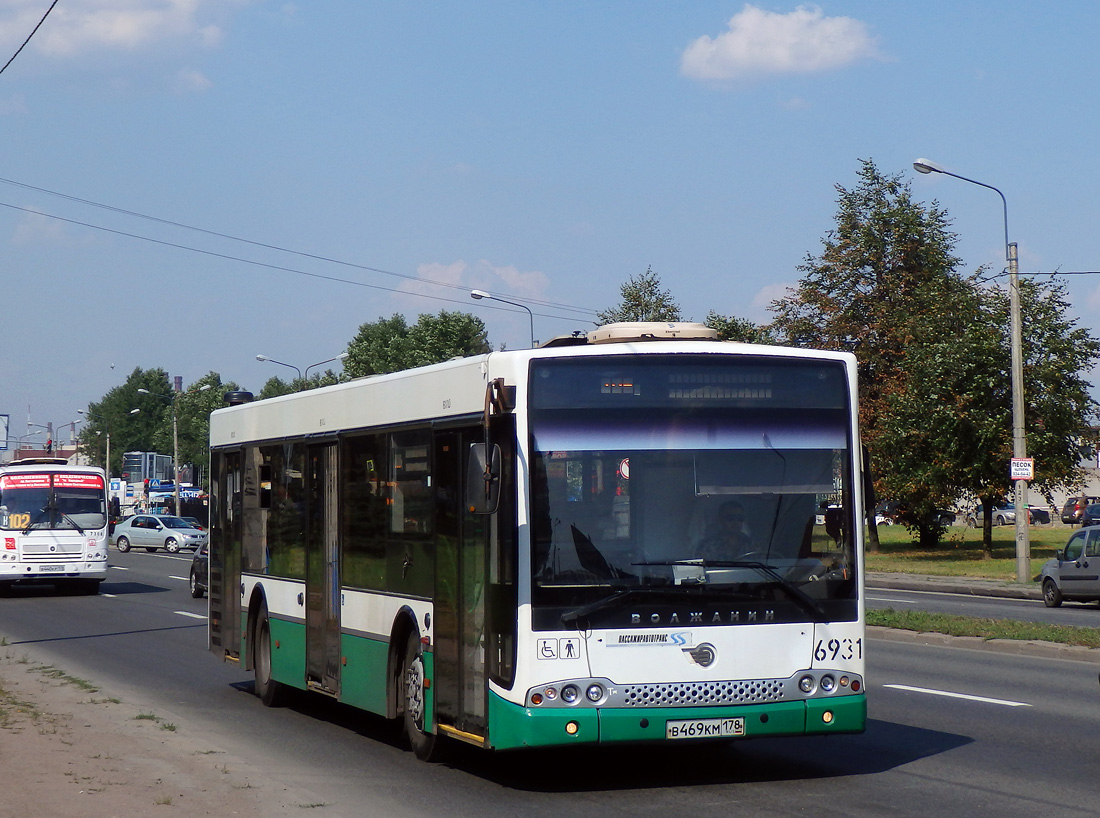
306;443;341;695
432;429;489;740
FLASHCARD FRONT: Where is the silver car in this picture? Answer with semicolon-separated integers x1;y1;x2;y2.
1040;526;1100;608
112;514;208;554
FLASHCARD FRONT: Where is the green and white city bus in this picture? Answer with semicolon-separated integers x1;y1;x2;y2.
207;322;866;759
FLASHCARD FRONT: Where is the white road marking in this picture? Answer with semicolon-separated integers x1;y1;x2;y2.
883;684;1031;707
175;611;206;620
169;575;188;582
866;596;919;604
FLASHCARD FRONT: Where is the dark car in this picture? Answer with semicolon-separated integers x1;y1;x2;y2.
1061;496;1100;525
1030;506;1051;525
1040;526;1100;607
1080;504;1100;528
189;542;208;598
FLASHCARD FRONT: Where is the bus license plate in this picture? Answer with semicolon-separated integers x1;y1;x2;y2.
38;565;64;572
666;717;745;740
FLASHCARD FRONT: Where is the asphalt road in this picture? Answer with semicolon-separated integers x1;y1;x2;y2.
1;550;1097;817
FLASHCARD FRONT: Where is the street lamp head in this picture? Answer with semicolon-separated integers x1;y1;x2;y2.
470;289;490;300
130;408;140;415
256;354;269;362
913;158;944;175
137;388;149;394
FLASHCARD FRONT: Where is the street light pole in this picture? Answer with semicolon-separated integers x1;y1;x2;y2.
304;352;349;381
914;158;1029;583
137;384;211;516
256;354;302;381
470;289;536;348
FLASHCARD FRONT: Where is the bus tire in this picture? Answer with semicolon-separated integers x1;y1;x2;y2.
255;613;287;707
402;631;441;761
115;536;131;553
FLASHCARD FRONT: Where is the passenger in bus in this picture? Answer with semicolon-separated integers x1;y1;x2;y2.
695;499;754;561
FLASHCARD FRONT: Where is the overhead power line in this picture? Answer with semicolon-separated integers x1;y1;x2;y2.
0;200;590;325
0;176;599;319
0;0;60;76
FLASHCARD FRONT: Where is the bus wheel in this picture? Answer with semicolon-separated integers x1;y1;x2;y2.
115;536;131;553
255;614;287;707
402;631;440;761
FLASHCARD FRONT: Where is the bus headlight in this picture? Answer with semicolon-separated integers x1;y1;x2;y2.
560;684;579;704
798;674;816;694
586;683;604;703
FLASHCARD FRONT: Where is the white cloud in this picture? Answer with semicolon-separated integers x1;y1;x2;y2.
0;0;232;58
173;66;212;92
753;281;794;313
681;4;880;82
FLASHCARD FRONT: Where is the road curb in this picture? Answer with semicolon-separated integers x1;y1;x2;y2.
867;572;1042;601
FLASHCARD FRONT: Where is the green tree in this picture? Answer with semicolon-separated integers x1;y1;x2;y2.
345;311;490;377
79;367;173;477
770;159;1100;552
705;311;776;343
80;369;237;490
598;266;683;324
768;159;968;548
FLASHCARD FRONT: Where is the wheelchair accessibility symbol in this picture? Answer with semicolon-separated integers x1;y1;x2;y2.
537;638;581;660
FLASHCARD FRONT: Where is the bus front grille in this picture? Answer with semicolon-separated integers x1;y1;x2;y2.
621;679;787;707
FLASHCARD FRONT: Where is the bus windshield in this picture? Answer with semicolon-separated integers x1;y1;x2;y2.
0;473;108;532
528;354;857;629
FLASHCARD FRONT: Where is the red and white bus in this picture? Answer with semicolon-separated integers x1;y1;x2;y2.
0;457;109;594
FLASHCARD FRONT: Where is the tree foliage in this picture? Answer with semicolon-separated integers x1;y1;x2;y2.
705;311;776;344
598;266;683;324
78;368;237;485
344;311;491;378
770;158;1100;550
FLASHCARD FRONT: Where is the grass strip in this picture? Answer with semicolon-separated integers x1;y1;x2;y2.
868;608;1100;649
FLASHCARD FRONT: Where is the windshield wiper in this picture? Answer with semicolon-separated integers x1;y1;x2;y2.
704;559;827;621
20;506;85;534
58;512;85;534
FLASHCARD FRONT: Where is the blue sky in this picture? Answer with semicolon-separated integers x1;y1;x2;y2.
3;1;1100;444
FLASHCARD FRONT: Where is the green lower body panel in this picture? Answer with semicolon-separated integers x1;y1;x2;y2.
487;691;866;751
340;633;391;715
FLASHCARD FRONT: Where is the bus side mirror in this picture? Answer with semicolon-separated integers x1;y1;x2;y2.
466;442;501;515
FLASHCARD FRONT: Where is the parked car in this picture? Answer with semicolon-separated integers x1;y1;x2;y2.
1040;525;1100;607
1030;506;1052;525
179;516;206;531
967;504;1048;527
112;514;208;554
1061;496;1100;525
873;500;955;527
189;542;208;598
1080;503;1100;528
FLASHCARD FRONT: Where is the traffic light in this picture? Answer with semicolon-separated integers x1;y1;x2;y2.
45;438;52;453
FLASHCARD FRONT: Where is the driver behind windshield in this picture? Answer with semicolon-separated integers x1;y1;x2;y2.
695;499;754;561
